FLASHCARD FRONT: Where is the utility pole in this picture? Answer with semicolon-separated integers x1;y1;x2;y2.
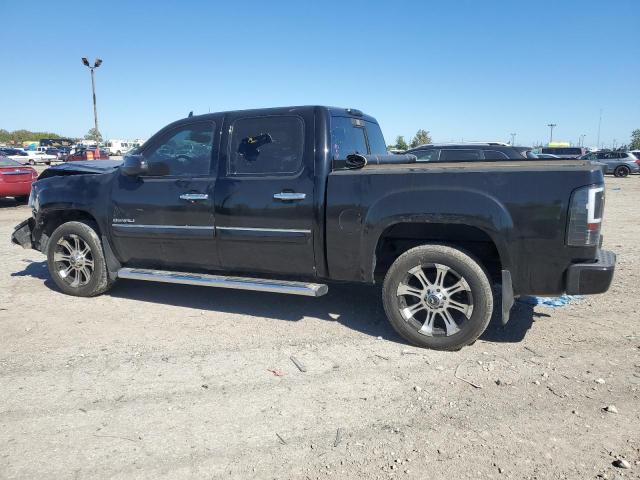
510;133;516;145
596;108;602;149
579;134;586;147
547;123;557;144
82;57;103;140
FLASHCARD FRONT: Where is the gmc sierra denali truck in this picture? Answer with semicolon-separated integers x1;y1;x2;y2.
11;106;616;350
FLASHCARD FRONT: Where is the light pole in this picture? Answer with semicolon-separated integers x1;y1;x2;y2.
547;123;557;144
510;133;516;145
579;134;586;147
82;57;103;140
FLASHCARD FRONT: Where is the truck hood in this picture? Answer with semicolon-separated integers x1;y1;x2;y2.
38;160;122;179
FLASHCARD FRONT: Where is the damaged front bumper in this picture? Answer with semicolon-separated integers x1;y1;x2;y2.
11;218;35;249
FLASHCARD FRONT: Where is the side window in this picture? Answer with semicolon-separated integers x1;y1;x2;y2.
440;149;482;161
483;150;509;160
331;116;368;160
228;116;304;175
413;149;439;162
144;122;214;176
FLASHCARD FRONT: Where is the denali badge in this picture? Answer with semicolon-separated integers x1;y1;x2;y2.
112;218;135;223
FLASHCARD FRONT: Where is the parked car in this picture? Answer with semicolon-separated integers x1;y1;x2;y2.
405;143;537;161
11;106;615;351
0;147;30;164
540;147;586;159
579;151;640;177
0;156;38;202
65;147;109;162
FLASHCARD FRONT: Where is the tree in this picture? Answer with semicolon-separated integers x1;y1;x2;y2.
84;128;103;143
630;129;640;150
395;135;408;150
410;129;432;148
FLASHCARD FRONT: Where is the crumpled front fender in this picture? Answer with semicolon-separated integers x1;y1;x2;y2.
11;218;35;249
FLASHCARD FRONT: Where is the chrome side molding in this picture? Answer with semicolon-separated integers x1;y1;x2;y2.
117;268;328;297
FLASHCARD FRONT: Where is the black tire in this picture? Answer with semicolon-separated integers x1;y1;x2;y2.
14;195;29;203
28;159;35;165
613;165;630;178
46;221;114;297
116;151;122;156
382;244;493;351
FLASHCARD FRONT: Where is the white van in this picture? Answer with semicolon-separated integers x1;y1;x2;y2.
105;140;132;156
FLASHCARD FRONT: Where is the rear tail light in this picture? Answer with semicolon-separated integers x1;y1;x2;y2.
567;185;605;246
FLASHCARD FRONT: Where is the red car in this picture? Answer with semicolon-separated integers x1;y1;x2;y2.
0;156;37;202
65;147;110;162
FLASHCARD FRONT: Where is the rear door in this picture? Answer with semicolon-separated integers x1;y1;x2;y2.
214;110;316;276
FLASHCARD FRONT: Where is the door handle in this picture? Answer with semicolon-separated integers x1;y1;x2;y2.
273;192;306;201
179;193;209;201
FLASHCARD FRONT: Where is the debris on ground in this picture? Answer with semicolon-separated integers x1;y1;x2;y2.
603;405;618;414
290;356;307;372
518;294;584;307
275;433;287;445
267;369;286;377
612;459;631;469
334;428;343;447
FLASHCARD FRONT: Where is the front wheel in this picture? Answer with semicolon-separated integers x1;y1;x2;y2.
614;165;630;177
28;159;35;165
382;245;493;350
46;221;114;297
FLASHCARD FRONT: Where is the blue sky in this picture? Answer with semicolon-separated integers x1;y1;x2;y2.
1;0;638;148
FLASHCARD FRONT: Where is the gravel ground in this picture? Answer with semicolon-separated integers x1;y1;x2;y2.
1;175;639;480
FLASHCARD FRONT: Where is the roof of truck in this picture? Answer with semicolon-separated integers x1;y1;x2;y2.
187;106;378;124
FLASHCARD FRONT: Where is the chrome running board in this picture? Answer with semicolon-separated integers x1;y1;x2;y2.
117;267;328;297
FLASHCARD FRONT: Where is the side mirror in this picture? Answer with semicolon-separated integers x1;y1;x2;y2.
120;154;147;176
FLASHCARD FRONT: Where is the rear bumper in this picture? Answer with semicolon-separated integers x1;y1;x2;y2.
11;218;35;249
566;249;616;295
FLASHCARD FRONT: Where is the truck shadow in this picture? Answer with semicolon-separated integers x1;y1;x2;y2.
13;260;536;347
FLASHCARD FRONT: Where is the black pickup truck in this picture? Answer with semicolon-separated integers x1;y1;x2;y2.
11;106;616;350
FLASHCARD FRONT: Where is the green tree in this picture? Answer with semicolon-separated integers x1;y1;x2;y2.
630;129;640;150
84;128;103;143
394;135;408;150
0;129;62;145
410;129;432;148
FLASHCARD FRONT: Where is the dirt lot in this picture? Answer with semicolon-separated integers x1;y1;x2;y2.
1;176;638;480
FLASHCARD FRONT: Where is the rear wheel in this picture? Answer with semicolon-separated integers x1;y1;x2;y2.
28;159;35;165
46;221;114;297
614;165;630;177
382;245;493;350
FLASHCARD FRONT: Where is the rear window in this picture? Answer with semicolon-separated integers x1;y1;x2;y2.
0;157;22;166
440;149;482;161
331;116;368;160
364;121;387;155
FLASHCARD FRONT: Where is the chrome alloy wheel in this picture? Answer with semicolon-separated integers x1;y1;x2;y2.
396;263;474;336
53;234;95;288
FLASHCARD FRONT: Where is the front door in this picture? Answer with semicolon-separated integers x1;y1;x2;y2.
214;111;316;276
109;120;220;270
